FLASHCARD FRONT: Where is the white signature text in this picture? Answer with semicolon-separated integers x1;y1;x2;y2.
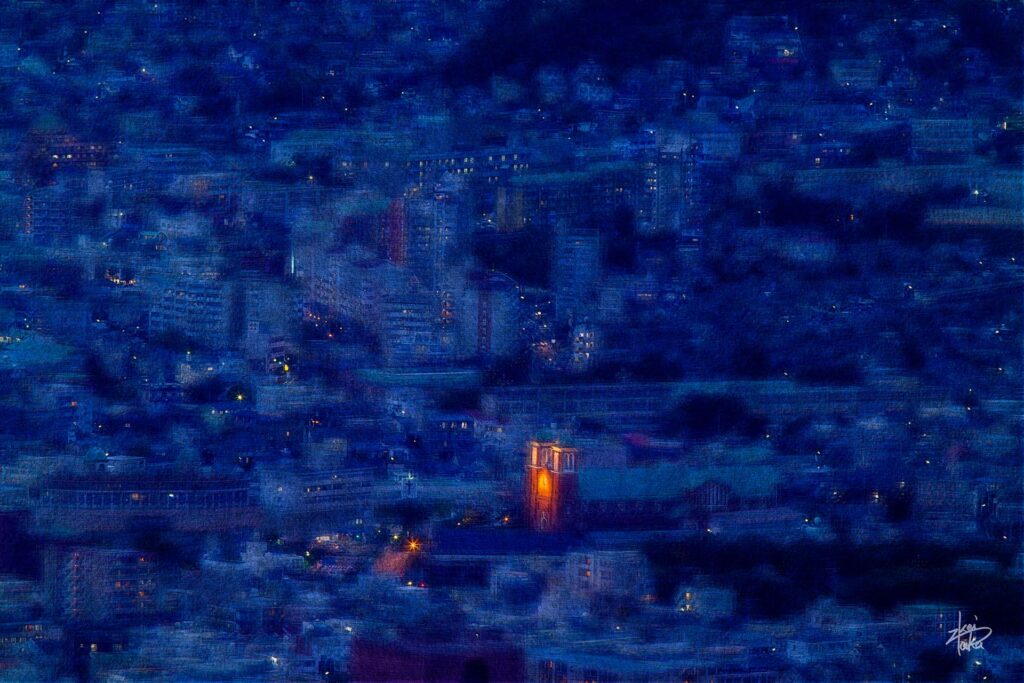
945;612;992;656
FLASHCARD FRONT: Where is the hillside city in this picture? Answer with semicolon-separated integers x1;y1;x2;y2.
0;1;1021;681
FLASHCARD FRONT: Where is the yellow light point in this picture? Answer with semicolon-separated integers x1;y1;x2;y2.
407;539;420;552
236;393;244;401
283;364;289;372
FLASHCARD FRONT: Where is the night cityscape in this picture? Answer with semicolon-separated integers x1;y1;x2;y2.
0;1;1022;681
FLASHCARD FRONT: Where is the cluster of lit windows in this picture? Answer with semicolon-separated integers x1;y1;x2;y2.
42;487;250;509
0;625;43;644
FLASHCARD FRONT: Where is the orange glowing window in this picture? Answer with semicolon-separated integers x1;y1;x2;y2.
537;470;551;497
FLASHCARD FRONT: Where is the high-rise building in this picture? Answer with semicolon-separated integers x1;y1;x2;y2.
570;319;596;373
383;197;406;266
655;139;705;237
43;546;157;623
552;224;601;322
404;176;466;289
149;275;231;348
379;291;452;367
457;271;520;358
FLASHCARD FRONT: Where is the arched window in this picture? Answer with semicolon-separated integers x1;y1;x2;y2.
537;470;551;498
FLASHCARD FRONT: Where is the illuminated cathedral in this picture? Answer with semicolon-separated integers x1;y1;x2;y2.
525;439;580;532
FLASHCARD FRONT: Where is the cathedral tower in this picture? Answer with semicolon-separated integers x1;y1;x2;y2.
525;439;580;532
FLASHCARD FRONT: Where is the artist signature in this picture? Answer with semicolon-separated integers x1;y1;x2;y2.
945;612;992;655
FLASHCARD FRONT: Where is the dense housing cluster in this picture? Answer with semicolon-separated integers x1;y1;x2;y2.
0;1;1021;681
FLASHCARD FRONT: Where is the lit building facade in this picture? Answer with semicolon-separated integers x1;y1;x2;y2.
525;440;580;532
